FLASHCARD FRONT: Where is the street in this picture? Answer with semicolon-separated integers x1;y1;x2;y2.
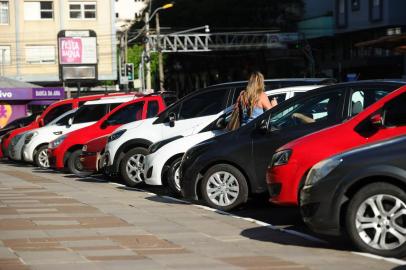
0;161;404;270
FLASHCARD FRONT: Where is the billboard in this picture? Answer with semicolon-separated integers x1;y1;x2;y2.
59;37;97;65
57;30;98;81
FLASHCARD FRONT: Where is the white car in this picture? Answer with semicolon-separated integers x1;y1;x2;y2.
20;96;136;168
104;84;323;188
8;109;77;162
143;85;323;194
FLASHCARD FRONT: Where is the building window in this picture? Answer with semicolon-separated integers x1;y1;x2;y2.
369;0;383;22
69;2;96;19
24;1;53;20
25;45;55;64
0;45;11;65
336;0;347;28
351;0;360;11
0;1;9;24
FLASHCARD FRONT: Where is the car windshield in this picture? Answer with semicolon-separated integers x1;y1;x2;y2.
73;104;108;124
47;109;78;126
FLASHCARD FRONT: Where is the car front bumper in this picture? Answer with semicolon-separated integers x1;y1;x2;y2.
144;152;166;186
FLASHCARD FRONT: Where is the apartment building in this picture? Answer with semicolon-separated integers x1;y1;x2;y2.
0;0;117;84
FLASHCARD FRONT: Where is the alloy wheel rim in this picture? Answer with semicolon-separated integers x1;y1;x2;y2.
174;167;181;191
126;154;145;184
206;171;239;207
356;194;406;250
74;156;83;171
38;149;49;168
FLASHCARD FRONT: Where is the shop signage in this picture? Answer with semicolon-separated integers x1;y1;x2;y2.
0;88;65;100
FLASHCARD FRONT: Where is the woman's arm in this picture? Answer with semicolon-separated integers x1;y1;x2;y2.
261;93;277;110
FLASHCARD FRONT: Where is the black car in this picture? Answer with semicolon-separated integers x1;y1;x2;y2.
0;114;39;137
301;135;406;258
180;80;406;211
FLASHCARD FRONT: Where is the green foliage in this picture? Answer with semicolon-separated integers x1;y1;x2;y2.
127;45;163;81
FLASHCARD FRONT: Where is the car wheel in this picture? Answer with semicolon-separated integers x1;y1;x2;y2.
67;149;91;177
34;145;50;168
200;164;248;211
166;157;182;196
120;147;148;187
346;182;406;258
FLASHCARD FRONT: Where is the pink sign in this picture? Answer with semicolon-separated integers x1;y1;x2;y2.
60;38;82;64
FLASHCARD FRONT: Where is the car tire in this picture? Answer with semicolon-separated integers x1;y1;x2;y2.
166;157;182;196
34;145;50;168
120;147;148;187
345;182;406;258
200;164;248;211
67;149;91;177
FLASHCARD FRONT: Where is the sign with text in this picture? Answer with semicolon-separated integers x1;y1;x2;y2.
59;37;97;65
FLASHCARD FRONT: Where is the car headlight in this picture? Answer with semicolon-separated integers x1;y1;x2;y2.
49;135;67;149
271;149;292;167
108;129;126;142
148;136;183;154
305;157;343;187
24;132;38;144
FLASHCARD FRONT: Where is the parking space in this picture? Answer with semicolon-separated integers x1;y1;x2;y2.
0;161;403;270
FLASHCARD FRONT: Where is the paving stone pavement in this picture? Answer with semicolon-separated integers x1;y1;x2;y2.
0;163;402;270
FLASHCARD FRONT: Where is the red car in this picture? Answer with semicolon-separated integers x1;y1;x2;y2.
0;93;128;158
48;94;171;175
79;135;109;176
267;85;406;206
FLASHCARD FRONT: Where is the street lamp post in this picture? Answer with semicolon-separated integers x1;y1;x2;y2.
144;3;173;92
156;13;165;91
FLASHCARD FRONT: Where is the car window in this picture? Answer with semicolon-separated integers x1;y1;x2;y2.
270;91;343;129
163;96;177;107
147;101;159;118
350;89;391;117
269;93;286;104
178;89;228;120
55;111;76;126
384;92;406;127
43;104;72;125
109;103;121;112
73;104;108;124
107;102;144;125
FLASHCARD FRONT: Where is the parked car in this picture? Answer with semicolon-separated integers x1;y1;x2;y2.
144;85;323;194
48;94;171;175
1;93;132;158
0;113;41;137
8;109;78;164
301;135;406;258
179;80;406;211
79;135;110;175
267;85;406;206
102;79;330;187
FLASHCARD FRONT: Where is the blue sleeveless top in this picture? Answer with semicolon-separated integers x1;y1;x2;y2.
241;106;264;125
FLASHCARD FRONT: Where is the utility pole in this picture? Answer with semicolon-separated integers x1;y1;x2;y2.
145;11;152;91
156;13;165;91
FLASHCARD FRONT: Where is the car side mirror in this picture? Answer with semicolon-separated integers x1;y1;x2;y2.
168;113;176;127
38;119;44;127
215;117;227;129
258;119;269;134
67;118;73;127
370;114;383;128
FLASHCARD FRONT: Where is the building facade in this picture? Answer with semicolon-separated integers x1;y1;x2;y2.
302;0;406;80
0;0;117;85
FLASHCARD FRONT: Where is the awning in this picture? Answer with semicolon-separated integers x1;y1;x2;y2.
355;34;406;53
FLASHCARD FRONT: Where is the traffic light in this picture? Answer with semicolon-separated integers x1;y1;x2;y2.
125;63;134;81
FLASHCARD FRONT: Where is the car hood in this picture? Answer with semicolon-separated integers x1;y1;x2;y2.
115;118;155;133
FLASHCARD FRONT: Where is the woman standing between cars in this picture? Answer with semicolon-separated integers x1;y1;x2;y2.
240;71;277;124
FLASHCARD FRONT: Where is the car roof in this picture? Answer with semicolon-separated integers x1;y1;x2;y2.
84;96;137;105
207;78;336;88
265;85;325;93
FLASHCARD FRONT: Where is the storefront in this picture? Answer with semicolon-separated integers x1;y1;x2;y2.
0;87;65;128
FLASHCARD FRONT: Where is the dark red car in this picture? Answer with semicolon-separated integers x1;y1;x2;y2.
267;85;406;206
79;135;109;176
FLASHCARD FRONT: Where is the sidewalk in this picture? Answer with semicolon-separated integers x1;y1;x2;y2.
0;163;399;270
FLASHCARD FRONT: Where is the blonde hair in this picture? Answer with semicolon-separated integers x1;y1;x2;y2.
242;71;265;116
